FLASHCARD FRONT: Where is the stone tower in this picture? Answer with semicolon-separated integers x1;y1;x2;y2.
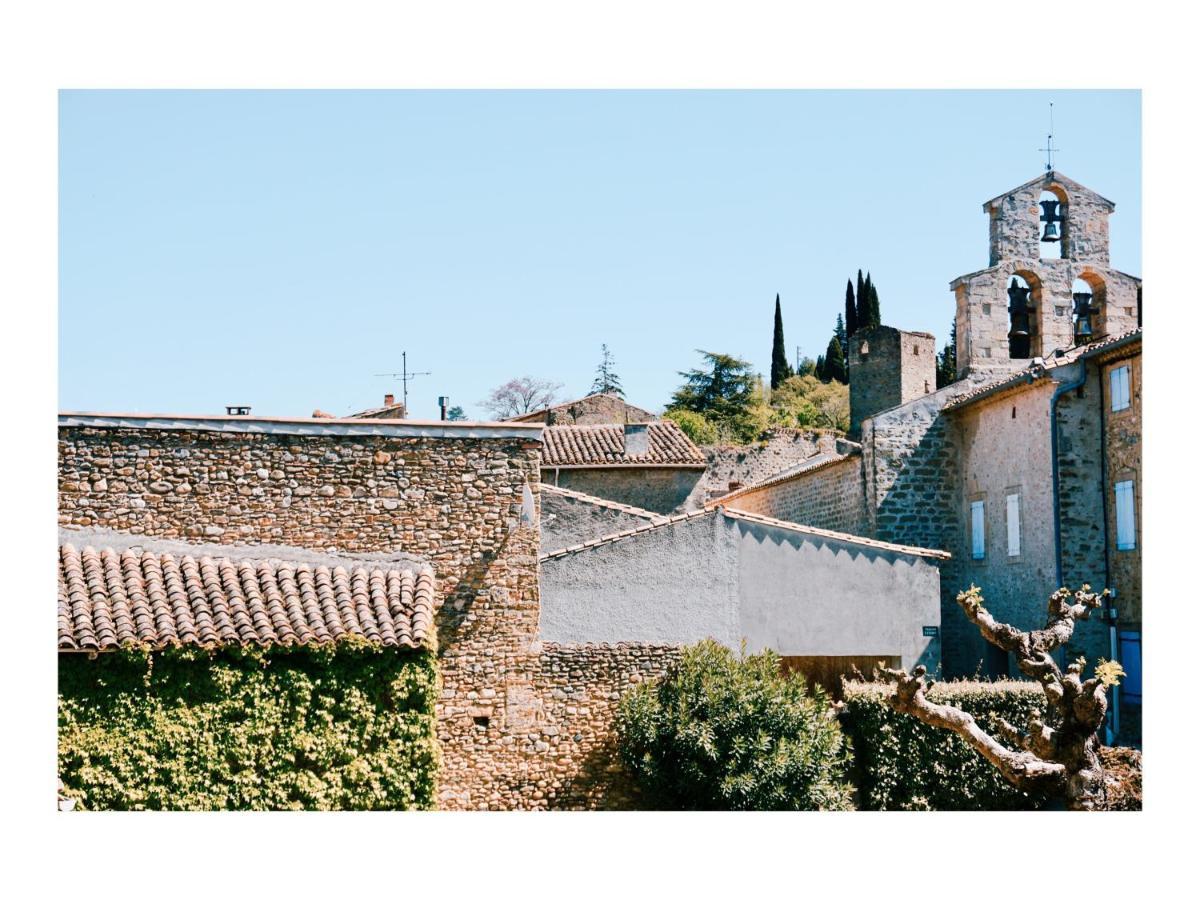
848;325;936;439
949;170;1141;378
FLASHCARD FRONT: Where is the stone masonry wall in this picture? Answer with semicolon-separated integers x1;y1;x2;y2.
58;424;555;810
848;326;936;438
722;456;869;537
1102;353;1142;628
546;467;705;515
701;429;836;501
540;486;661;553
534;642;680;809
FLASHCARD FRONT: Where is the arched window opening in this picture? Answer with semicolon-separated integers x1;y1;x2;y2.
1007;274;1037;359
1038;188;1067;260
1072;273;1106;344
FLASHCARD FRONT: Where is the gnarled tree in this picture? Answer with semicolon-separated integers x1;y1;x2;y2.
877;585;1124;810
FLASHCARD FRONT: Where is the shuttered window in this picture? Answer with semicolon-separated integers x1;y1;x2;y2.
971;500;985;559
1115;480;1137;550
1110;365;1131;412
1006;493;1021;557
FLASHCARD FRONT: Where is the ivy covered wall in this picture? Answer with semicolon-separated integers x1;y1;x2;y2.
58;641;439;811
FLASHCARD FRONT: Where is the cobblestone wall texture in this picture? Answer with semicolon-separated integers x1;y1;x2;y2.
546;467;705;514
1102;354;1141;628
722;456;869;537
848;326;936;438
701;429;837;501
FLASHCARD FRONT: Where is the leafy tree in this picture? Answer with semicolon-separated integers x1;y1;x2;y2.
822;334;847;384
796;356;818;378
615;639;853;811
769;374;849;432
590;344;625;397
844;278;858;338
446;405;467;421
479;376;563;419
664;409;718;445
668;350;764;443
770;294;794;390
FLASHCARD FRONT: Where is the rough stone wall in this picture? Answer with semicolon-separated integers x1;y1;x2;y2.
943;381;1058;676
722;456;869;537
57;424;554;810
1102;353;1141;628
701;429;836;501
985;174;1113;267
522;394;656;426
545;466;705;514
534;643;680;809
540;487;661;553
848;326;936;438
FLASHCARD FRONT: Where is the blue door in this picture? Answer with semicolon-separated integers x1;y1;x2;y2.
1119;630;1142;704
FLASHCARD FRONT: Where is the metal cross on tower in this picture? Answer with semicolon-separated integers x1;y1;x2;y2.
375;351;431;413
1040;102;1061;172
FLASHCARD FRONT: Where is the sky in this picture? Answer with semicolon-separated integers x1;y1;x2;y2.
58;90;1141;421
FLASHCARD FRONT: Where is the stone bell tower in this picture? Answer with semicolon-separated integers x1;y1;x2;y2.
949;170;1141;378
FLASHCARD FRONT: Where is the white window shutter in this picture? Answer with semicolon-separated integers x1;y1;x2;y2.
1116;480;1136;550
1111;366;1130;412
971;500;985;559
1006;493;1020;556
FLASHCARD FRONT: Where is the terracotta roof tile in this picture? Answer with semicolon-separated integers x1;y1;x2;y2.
540;420;706;467
58;542;438;652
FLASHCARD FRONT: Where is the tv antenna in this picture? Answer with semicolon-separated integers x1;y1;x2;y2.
375;351;431;413
1040;102;1061;172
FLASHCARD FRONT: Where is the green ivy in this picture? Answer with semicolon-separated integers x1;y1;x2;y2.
58;640;439;811
841;680;1050;810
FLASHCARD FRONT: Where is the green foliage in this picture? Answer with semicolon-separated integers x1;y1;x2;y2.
58;642;440;811
841;679;1050;810
936;318;958;388
591;343;625;397
769;374;849;432
668;350;765;444
664;408;719;445
770;294;794;390
446;405;467;421
615;640;854;810
844;279;858;338
821;335;847;384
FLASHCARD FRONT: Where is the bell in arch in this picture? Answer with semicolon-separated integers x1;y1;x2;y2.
1039;199;1062;243
1008;278;1034;358
1073;290;1096;341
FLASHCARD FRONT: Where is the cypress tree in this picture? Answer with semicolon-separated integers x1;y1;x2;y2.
856;271;871;329
844;279;858;337
823;335;846;384
816;353;826;382
868;280;881;329
770;293;793;389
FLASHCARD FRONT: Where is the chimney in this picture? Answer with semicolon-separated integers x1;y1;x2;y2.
623;423;650;457
383;393;396;408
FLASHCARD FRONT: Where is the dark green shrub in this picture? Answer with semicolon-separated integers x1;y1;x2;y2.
842;679;1049;810
615;639;853;810
58;641;439;810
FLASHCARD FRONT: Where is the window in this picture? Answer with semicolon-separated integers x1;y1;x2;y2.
1115;480;1137;550
971;500;986;560
1006;493;1021;557
1110;365;1131;412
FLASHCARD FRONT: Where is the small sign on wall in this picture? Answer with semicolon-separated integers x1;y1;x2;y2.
922;626;939;637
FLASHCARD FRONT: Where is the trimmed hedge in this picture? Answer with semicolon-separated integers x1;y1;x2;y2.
58;640;439;810
841;679;1049;811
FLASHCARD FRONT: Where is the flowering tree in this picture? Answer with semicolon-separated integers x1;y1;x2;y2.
480;376;563;419
878;585;1124;810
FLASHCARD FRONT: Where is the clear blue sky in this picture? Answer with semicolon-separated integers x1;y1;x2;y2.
59;90;1141;420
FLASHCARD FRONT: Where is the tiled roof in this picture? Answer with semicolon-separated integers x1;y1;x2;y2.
58;539;438;652
539;506;949;562
708;447;862;508
943;329;1142;412
540;420;706;467
540;484;667;522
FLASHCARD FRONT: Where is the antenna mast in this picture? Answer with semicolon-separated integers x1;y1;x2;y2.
1040;101;1061;172
374;351;432;413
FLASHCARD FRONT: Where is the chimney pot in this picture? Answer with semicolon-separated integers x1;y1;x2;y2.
384;394;395;408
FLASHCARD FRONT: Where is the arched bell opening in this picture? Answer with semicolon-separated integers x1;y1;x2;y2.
1038;186;1069;260
1007;272;1041;359
1072;272;1106;345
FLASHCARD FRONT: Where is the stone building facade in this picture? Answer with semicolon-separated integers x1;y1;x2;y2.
56;413;685;809
848;326;937;438
700;428;840;501
507;392;655;426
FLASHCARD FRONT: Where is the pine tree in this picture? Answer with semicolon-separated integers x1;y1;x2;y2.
770;294;793;389
936;319;959;388
867;280;881;329
823;335;846;385
590;344;625;397
854;274;873;336
844;279;858;338
835;313;848;362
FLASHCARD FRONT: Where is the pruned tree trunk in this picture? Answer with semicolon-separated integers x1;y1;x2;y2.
878;585;1122;810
